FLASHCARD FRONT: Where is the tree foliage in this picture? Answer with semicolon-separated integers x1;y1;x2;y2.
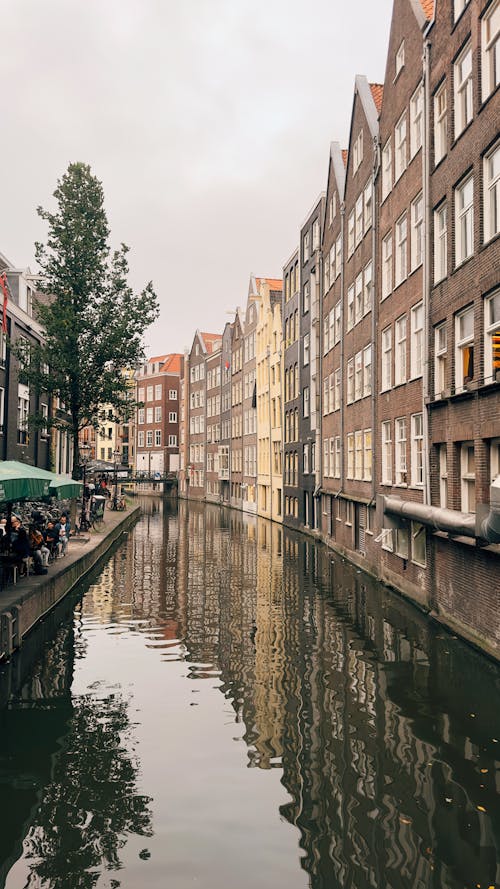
20;162;159;476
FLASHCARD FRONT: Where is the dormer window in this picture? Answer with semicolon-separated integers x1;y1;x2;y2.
395;40;405;77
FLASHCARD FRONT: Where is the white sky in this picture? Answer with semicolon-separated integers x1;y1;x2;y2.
2;0;392;357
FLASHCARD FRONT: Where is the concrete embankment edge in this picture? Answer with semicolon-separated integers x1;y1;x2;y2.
0;506;140;659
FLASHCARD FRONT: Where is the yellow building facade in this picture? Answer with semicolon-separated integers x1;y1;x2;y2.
256;278;283;522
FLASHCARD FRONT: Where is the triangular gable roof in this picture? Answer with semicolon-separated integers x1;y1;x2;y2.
191;329;221;357
323;142;347;232
344;75;381;179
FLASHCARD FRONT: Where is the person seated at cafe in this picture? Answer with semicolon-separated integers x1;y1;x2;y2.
11;516;47;575
29;525;50;568
55;514;70;555
44;520;60;558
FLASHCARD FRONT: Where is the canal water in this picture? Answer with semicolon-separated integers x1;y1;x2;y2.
1;500;499;889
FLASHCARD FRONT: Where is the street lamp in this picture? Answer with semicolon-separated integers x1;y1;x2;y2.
112;448;120;509
80;442;92;531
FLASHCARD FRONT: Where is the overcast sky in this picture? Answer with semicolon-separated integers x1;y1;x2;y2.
2;0;392;357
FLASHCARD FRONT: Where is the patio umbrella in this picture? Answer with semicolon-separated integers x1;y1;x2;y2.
0;461;52;503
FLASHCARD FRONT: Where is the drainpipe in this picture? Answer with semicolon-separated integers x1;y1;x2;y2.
422;39;432;506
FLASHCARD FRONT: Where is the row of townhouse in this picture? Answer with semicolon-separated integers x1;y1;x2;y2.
178;0;500;657
0;253;73;474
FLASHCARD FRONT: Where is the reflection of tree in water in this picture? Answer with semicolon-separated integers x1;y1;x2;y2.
21;692;152;889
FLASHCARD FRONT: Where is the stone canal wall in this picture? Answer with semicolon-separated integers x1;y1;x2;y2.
0;505;141;660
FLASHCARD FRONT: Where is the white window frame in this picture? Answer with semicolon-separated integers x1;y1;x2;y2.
434;82;448;165
381;420;392;484
439;444;448;507
382;139;392;201
410;84;423;158
434;322;448;395
434;203;448;283
482;0;500;101
347;358;354;404
169;388;177;400
381;326;392;391
395;315;407;386
484;142;500;244
395;212;408;286
455;305;474;391
460;442;476;513
455;174;474;266
395;112;407;181
411;193;424;271
363;261;373;316
363;429;372;481
353;130;363;174
395;417;407;485
410;413;424;487
454;41;473;137
484;289;500;384
382;232;393;299
410;302;424;379
454;0;470;22
395;40;405;77
411;522;426;567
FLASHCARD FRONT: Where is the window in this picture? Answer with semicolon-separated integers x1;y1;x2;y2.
353;130;363;173
146;430;153;447
355;431;363;479
329;193;337;225
410;84;423;157
395;315;407;385
439;444;448;507
303;230;310;263
323;439;330;478
434;83;447;165
396;40;405;76
461;442;475;512
363;262;373;315
395;418;407;485
335;236;342;279
303;333;310;366
455;175;473;265
395;213;408;285
334;368;341;410
334;438;341;478
363;345;372;397
355;350;363;400
434;323;448;394
382;421;392;484
155;429;162;446
395;113;407;181
411;193;423;271
355;194;364;246
168;434;177;447
303;386;310;418
17;383;29;444
147;385;154;401
347;432;354;478
138;431;145;447
0;332;6;367
41;402;48;436
146;407;153;423
484;290;500;383
138;386;144;402
155;384;162;400
382;139;392;200
490;438;500;482
382;233;393;299
482;0;500;100
303;281;310;313
381;327;392;391
303;443;309;474
355;273;363;323
434;204;448;283
313;219;320;251
155;406;162;422
410;303;424;378
484;142;500;243
347;358;354;403
455;305;474;390
334;301;341;344
454;42;473;136
138;407;145;424
363;430;372;481
411;522;426;566
411;413;424;487
395;525;409;559
169;411;177;422
364;180;373;232
347;285;355;330
348;211;355;256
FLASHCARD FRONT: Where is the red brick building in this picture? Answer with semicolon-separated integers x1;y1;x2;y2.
135;353;181;476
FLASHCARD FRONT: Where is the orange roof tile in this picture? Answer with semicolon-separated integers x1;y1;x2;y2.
201;332;222;355
160;354;182;374
149;354;170;364
342;149;348;167
419;0;434;19
369;83;384;114
256;277;283;291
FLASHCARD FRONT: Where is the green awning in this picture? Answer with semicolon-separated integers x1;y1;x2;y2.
0;461;83;503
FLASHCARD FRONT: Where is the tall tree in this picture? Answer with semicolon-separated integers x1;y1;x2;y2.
21;162;159;477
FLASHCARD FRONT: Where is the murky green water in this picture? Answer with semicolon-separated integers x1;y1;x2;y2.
1;499;499;889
